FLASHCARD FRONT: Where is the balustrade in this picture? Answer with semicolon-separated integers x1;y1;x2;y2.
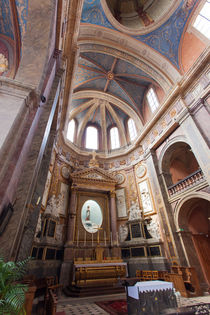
168;169;204;197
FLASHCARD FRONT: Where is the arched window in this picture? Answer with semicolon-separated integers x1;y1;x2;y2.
128;118;137;141
86;126;98;150
146;88;159;113
193;1;210;39
110;127;120;149
67;119;75;142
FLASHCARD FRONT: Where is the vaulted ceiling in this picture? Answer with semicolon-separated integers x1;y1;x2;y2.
64;0;202;155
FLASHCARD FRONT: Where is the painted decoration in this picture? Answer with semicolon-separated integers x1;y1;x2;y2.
138;180;154;215
136;165;146;178
81;200;103;233
115;173;125;185
116;188;127;218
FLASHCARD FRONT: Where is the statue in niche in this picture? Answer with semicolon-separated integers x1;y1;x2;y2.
128;199;143;221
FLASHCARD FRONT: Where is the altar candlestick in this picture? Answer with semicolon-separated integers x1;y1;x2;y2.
92;232;93;247
104;231;106;246
110;231;112;246
117;231;119;246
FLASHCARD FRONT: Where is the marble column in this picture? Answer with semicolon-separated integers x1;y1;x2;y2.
60;187;77;286
110;190;117;245
66;187;77;245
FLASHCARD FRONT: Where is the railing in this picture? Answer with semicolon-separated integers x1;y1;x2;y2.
168;169;204;197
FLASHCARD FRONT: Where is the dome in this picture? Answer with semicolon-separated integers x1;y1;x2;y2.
65;51;164;154
102;0;179;34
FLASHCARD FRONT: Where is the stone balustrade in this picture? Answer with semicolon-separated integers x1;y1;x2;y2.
168;169;204;197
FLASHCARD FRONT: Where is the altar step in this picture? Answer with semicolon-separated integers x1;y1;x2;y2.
63;284;125;297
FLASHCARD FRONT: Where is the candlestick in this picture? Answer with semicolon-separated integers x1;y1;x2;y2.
110;231;112;246
92;232;93;247
116;231;119;246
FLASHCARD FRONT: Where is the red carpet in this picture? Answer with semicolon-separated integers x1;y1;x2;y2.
96;299;127;315
56;312;66;315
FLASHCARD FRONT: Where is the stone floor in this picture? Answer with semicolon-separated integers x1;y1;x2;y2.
57;293;210;315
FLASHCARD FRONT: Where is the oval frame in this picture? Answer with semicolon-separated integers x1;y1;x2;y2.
81;200;103;233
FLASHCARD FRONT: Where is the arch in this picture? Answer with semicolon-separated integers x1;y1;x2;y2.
72;90;143;130
158;135;189;174
158;136;200;188
78;29;181;87
174;192;210;231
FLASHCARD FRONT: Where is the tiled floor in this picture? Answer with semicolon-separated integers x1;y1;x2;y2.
57;293;210;315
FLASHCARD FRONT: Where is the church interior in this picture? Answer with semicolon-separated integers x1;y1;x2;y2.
0;0;210;313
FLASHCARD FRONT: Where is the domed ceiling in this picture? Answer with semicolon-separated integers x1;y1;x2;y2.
64;0;200;155
105;0;176;30
67;51;163;152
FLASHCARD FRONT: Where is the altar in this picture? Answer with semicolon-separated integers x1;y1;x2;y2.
73;261;127;286
127;281;177;315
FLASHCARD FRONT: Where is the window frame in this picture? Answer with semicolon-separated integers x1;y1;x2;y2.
146;87;160;113
85;125;99;150
128;118;137;142
110;126;120;150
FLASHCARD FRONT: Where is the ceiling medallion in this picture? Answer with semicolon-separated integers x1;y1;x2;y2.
136;165;147;178
107;71;114;80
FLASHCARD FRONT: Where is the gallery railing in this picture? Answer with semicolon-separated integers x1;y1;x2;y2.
168;169;204;197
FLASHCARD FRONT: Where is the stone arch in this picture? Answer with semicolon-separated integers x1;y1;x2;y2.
174;192;210;231
158;135;200;187
174;192;210;286
78;27;181;88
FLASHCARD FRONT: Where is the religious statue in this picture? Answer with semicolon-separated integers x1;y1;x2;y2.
128;200;143;221
85;205;90;221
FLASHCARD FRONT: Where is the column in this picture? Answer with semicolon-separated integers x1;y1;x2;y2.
66;187;77;245
110;190;117;245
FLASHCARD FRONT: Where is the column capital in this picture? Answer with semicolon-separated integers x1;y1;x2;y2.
110;190;116;198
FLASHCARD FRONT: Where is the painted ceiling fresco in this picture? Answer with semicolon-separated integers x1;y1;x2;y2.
81;0;198;68
0;0;28;40
74;52;157;115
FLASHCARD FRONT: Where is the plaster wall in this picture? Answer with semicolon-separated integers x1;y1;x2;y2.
181;31;206;73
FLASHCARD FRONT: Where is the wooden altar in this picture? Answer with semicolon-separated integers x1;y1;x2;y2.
73;246;127;287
